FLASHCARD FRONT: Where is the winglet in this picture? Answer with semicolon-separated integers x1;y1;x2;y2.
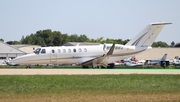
107;43;115;55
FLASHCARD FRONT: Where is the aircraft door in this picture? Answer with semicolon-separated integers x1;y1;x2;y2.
50;49;57;62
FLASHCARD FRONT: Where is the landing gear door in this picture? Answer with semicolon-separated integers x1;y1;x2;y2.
50;49;57;62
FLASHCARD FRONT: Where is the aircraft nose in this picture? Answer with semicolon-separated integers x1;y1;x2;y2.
6;57;22;66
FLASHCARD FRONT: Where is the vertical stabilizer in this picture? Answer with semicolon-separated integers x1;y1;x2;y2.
161;54;167;61
125;22;172;47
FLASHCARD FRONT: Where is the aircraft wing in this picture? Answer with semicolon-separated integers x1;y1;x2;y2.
81;43;115;68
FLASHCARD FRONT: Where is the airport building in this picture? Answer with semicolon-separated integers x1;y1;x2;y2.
136;47;180;60
0;41;40;64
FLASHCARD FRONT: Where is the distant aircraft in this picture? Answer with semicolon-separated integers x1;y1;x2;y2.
125;61;144;67
172;56;180;66
124;56;144;67
113;61;124;66
7;22;172;68
147;54;167;65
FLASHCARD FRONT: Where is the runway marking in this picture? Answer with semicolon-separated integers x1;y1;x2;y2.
0;69;180;75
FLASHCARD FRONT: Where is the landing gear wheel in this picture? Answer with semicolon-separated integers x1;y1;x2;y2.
26;65;31;69
82;65;89;69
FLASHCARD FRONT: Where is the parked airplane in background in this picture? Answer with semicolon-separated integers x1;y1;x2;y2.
111;57;137;66
125;61;144;67
7;22;172;68
172;56;180;66
124;56;145;67
147;54;167;65
113;61;124;66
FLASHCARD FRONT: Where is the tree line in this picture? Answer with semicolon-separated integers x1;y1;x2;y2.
0;29;180;47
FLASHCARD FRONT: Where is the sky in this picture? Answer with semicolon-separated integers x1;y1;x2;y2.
0;0;180;45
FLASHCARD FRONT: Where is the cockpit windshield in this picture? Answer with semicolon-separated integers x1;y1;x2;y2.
33;48;41;54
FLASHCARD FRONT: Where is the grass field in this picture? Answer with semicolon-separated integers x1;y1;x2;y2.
0;74;180;102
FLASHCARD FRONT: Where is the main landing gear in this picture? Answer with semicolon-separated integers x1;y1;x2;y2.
82;63;115;69
26;65;31;69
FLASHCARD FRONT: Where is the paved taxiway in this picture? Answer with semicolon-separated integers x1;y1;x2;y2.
0;69;180;75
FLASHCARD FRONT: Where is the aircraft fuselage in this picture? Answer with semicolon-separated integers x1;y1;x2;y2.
8;44;149;66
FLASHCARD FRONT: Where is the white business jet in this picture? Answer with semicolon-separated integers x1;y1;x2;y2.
7;22;172;68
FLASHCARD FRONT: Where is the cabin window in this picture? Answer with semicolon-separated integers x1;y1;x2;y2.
79;48;82;52
68;49;71;53
41;49;46;54
73;49;76;53
118;46;120;50
58;49;61;53
63;49;66;53
52;49;55;53
84;48;87;52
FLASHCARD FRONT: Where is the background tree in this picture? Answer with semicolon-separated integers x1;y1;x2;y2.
78;34;89;42
19;29;171;46
60;34;69;46
122;39;130;45
152;41;169;47
171;41;175;47
6;41;21;45
52;31;62;46
69;34;79;42
0;38;4;42
42;29;53;46
115;39;123;44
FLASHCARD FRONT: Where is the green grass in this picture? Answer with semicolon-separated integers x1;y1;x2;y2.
0;75;180;102
0;75;180;94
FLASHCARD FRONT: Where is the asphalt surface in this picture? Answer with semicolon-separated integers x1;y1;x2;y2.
0;69;180;75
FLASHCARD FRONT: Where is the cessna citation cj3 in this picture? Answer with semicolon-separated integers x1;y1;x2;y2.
7;22;172;68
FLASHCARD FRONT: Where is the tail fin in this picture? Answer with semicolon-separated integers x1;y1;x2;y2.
125;22;172;47
161;54;167;61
